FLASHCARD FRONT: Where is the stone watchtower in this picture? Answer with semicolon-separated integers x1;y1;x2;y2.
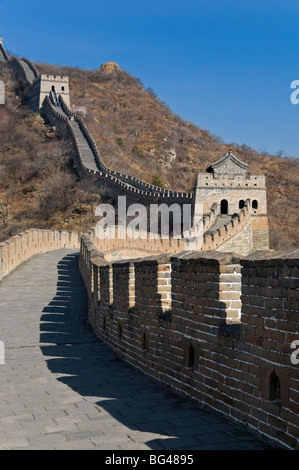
28;74;70;112
192;150;269;252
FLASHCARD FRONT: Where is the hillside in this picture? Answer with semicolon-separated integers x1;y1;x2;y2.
0;62;101;242
0;58;298;249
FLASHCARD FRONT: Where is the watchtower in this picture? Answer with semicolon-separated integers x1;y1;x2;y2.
192;150;269;251
28;74;70;112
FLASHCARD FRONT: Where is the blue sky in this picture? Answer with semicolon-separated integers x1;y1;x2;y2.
0;0;298;158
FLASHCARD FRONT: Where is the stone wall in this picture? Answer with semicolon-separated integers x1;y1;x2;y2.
0;39;8;62
43;95;192;206
0;212;256;283
251;215;270;251
240;250;299;448
79;235;299;450
194;173;267;215
89;201;252;256
217;218;254;255
0;229;81;280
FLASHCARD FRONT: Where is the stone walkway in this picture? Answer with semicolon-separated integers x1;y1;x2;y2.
0;250;275;450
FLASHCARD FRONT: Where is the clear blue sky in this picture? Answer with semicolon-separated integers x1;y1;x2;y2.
1;0;298;158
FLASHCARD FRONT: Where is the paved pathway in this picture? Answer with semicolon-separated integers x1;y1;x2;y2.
0;250;275;450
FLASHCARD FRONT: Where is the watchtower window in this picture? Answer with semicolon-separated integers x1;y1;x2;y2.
187;344;195;369
51;85;55;91
269;371;281;403
252;200;258;209
61;86;65;91
239;200;245;209
220;199;228;215
141;331;149;352
142;332;147;350
118;322;123;341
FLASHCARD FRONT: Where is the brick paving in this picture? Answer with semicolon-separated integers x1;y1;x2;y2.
0;250;275;450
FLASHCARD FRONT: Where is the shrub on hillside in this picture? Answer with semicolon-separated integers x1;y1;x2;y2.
36;171;77;219
152;174;165;188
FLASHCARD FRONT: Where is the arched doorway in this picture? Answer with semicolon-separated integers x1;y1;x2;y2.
220;199;228;215
269;371;281;402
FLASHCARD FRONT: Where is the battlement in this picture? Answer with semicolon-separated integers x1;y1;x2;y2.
0;229;81;280
197;173;266;189
40;74;69;83
80;234;299;450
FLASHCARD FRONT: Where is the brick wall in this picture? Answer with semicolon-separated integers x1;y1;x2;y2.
218;218;254;255
0;229;81;280
239;250;299;448
80;235;299;449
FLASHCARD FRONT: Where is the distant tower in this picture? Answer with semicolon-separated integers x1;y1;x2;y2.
192;150;269;252
0;37;3;45
28;74;70;112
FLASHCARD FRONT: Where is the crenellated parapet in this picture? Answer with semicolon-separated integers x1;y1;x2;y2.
40;74;69;82
79;234;299;450
0;229;81;281
197;172;266;188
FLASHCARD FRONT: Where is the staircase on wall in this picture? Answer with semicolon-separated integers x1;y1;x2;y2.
0;43;8;62
19;59;36;84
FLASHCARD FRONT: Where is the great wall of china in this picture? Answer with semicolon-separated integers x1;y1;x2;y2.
0;36;269;257
0;37;298;450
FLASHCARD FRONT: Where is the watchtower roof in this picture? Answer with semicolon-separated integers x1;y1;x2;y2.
207;150;249;176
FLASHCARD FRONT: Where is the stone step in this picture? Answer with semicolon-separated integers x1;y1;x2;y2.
19;60;35;84
51;106;99;172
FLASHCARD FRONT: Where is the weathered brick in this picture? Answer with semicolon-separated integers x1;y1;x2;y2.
79;235;299;450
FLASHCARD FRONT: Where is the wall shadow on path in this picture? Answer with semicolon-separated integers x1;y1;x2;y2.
40;253;271;451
